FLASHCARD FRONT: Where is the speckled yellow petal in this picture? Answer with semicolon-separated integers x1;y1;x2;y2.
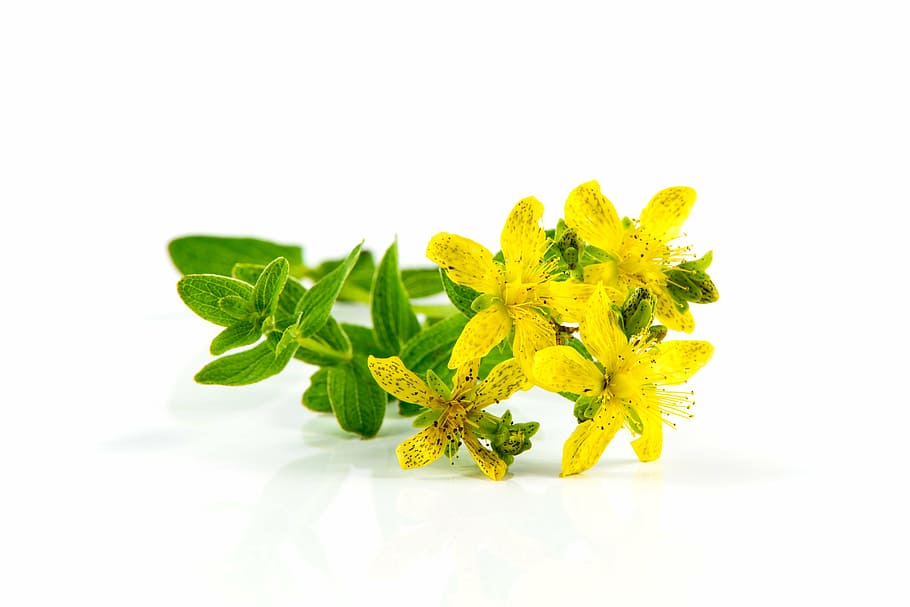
501;197;548;284
451;359;480;397
564;181;622;255
533;346;604;396
653;288;695;333
448;304;511;369
630;411;663;462
537;279;595;323
463;432;507;480
561;400;624;476
579;287;627;372
396;426;447;470
368;356;436;407
651;340;714;385
473;358;529;408
510;306;556;378
582;261;620;290
427;232;503;295
639;186;696;242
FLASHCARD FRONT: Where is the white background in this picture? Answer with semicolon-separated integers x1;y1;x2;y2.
3;1;908;605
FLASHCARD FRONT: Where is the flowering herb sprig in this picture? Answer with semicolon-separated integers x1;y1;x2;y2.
169;180;718;478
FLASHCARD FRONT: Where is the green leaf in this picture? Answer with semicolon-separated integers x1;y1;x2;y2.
311;250;376;302
296;242;363;337
371;241;420;354
401;268;444;299
169;235;303;276
194;336;298;386
341;323;388;356
302;368;332;413
441;270;480;318
177;274;254;327
400;313;468;374
327;356;386;437
233;263;307;322
252;257;290;316
217;295;255;321
210;321;261;355
294;317;353;366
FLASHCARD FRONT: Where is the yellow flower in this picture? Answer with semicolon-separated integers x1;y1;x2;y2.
427;197;592;375
532;287;713;476
367;355;528;480
564;180;706;332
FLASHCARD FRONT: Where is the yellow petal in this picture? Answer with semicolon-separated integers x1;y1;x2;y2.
582;261;620;290
472;358;529;408
463;432;507;480
537;279;595;323
427;232;503;295
561;400;624;476
368;356;435;407
653;288;695;333
630;410;663;462
451;359;480;397
510;306;557;378
449;304;512;369
564;181;622;255
650;340;714;385
532;346;604;396
579;287;627;372
501;197;548;284
396;425;447;470
639;186;696;242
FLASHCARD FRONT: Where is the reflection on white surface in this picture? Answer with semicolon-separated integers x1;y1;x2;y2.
68;314;904;607
83;354;804;606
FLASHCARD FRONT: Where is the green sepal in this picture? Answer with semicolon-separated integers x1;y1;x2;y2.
401;268;444;299
425;368;451;400
371;240;420;354
489;410;540;461
400;314;468;376
194;331;299;386
441;270;480;318
470;293;500;313
412;407;442;428
217;295;255;321
625;406;644;435
327;356;386;438
302;368;332;413
177;274;255;327
169;235;304;277
680;250;713;272
210;321;261;355
573;394;601;422
252;257;290;316
580;244;617;265
295;241;363;337
647;325;668;344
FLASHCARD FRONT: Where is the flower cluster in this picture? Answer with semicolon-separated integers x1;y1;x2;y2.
369;181;717;478
171;179;718;480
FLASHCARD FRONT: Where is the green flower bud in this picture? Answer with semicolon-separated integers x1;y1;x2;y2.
620;288;655;337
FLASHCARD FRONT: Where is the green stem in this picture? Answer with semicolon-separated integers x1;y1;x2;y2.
295;335;352;364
